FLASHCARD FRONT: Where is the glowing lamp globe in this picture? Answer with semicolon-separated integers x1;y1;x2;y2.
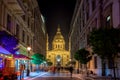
27;47;31;51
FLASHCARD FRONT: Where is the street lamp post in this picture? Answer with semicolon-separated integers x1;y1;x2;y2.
26;46;31;76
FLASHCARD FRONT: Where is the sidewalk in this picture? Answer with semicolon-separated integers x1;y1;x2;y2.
73;73;85;80
24;72;84;80
73;73;120;80
24;72;42;79
17;71;46;80
25;72;84;80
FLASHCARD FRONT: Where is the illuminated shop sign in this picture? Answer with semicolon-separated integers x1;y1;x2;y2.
0;58;4;69
0;31;19;54
0;46;11;55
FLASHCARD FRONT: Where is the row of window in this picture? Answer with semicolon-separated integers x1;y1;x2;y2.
0;0;35;49
72;2;112;48
71;0;113;69
71;0;97;50
54;44;64;49
0;0;47;55
48;54;69;58
6;13;33;47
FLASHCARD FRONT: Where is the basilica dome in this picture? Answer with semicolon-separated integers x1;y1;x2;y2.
52;26;65;50
46;26;70;67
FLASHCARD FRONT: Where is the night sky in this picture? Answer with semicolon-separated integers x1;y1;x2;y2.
37;0;76;50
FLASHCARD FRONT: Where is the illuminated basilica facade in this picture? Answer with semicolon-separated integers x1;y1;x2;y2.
46;26;70;67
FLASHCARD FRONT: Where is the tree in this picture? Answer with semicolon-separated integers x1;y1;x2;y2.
31;53;45;71
74;51;80;73
74;48;92;74
89;28;120;79
77;48;92;68
45;59;53;66
47;61;53;66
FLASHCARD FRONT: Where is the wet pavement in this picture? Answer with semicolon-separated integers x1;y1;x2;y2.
24;72;82;80
32;77;81;80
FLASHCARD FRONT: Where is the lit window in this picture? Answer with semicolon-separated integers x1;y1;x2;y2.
107;16;110;21
106;15;111;27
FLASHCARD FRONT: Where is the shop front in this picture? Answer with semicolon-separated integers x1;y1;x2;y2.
4;57;15;75
0;46;15;76
0;31;19;79
17;44;33;72
13;53;30;72
13;53;30;79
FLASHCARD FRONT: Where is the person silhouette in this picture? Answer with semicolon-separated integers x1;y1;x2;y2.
52;66;56;74
57;66;60;74
69;66;73;78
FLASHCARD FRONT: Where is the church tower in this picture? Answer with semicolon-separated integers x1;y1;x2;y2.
46;25;70;67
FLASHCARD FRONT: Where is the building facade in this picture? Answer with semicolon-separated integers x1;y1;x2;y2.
46;27;70;67
0;0;46;73
69;0;120;77
33;6;46;56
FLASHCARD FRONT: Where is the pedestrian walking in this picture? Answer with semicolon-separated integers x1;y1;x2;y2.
26;68;30;76
52;66;56;74
69;66;73;78
20;64;23;80
20;64;25;80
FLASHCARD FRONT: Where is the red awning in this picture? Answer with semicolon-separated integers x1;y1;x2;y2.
13;54;30;60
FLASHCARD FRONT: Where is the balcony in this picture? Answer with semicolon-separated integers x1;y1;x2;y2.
5;0;26;15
